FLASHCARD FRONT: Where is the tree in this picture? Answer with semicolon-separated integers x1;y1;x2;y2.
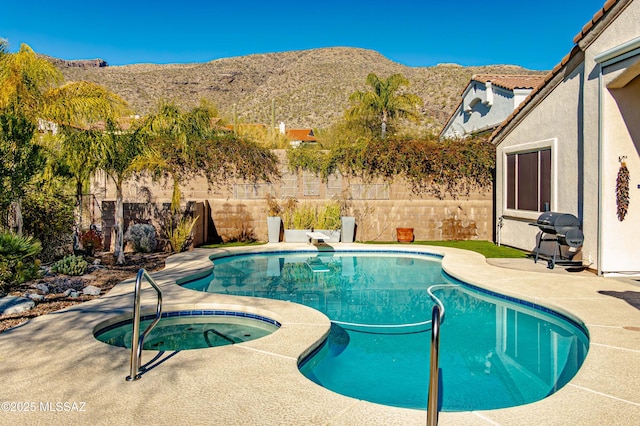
347;73;423;138
0;43;127;125
0;113;43;235
44;127;103;240
138;101;279;212
97;120;146;264
135;101;279;252
0;42;128;239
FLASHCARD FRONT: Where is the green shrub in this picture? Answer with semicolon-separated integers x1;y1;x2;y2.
166;216;198;253
52;255;88;276
293;203;316;229
80;229;103;255
316;202;341;230
0;231;42;293
125;224;157;253
22;191;75;263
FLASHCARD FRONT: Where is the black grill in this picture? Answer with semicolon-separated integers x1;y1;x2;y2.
530;212;584;269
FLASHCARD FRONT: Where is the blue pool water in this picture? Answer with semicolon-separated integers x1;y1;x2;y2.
94;311;280;351
182;251;589;411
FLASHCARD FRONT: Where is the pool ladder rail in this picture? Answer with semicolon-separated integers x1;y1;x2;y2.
427;304;442;426
126;268;163;381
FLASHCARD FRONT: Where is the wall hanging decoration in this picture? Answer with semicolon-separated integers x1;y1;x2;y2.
616;157;630;221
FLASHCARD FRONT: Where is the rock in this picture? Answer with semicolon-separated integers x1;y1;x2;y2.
35;283;50;294
93;259;102;265
26;293;45;302
63;288;73;297
69;291;80;298
83;285;101;296
0;296;36;315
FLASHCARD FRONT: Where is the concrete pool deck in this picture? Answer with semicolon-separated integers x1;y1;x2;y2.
0;243;639;425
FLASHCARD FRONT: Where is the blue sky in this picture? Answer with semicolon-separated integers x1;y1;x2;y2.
2;0;607;70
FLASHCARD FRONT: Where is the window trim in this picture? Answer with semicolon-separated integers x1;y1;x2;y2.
502;138;557;221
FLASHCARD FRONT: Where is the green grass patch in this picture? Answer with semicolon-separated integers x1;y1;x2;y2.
366;240;528;258
199;241;267;249
198;239;527;259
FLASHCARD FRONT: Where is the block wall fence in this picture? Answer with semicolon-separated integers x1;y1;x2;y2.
91;150;493;247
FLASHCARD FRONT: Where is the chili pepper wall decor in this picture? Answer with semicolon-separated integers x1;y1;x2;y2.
616;161;630;221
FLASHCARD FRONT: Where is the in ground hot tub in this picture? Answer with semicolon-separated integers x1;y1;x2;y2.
94;310;280;351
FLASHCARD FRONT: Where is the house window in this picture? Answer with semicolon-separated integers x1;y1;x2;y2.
506;149;551;212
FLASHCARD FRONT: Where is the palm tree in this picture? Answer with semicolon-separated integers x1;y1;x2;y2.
348;73;423;138
135;101;279;252
98;120;146;264
0;42;128;237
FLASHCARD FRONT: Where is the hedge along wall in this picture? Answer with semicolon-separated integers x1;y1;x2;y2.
92;151;493;245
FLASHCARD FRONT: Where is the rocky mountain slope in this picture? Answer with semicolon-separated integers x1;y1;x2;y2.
55;47;546;131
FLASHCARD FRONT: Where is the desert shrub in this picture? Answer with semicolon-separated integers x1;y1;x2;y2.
163;216;199;253
80;228;103;255
21;191;75;263
51;254;88;276
125;224;157;253
0;231;42;293
316;202;341;230
292;203;316;229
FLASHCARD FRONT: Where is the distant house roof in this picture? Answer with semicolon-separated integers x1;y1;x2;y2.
470;74;546;91
489;0;625;145
286;128;317;142
439;74;545;138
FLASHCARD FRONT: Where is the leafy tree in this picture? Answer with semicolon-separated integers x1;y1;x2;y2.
135;101;279;252
0;43;128;125
44;127;103;239
347;73;423;138
22;189;75;263
0;113;43;235
98;120;146;264
0;42;128;239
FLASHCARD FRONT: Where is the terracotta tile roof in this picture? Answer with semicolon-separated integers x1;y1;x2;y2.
286;128;317;142
471;74;546;91
490;0;625;144
573;0;619;43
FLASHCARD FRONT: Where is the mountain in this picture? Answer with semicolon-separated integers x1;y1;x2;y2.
55;47;546;131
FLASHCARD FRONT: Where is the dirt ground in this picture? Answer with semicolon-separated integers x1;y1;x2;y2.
0;251;171;333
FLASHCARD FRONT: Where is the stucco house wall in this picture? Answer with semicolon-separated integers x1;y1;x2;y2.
441;76;543;139
495;60;585;255
493;0;640;275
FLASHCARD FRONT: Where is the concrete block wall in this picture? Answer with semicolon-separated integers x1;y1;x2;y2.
91;152;493;244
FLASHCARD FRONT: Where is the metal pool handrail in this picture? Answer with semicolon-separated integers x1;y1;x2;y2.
427;304;441;426
126;268;163;381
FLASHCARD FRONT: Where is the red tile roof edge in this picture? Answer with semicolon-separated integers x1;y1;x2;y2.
490;0;625;144
573;0;619;44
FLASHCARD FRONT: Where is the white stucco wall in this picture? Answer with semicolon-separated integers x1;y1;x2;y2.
495;63;583;254
442;82;528;138
583;0;640;274
496;0;640;274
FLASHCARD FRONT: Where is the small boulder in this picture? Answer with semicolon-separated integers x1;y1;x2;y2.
0;296;35;315
26;293;45;302
82;285;101;296
35;283;50;294
69;291;80;298
63;288;73;297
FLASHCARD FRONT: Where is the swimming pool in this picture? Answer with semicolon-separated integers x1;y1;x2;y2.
181;251;589;411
